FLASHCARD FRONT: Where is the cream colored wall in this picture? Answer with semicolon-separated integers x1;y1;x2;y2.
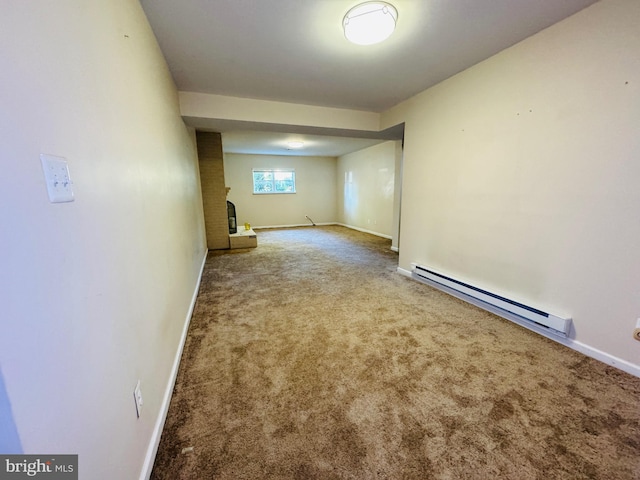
180;92;380;132
381;0;640;368
224;153;337;227
0;1;206;478
337;141;398;238
391;141;404;251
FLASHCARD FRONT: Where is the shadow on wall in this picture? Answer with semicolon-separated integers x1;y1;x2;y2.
0;368;22;453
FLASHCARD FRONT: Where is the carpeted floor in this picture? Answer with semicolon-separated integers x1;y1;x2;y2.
151;226;640;479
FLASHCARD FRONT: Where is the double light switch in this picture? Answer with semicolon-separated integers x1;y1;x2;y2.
40;154;74;203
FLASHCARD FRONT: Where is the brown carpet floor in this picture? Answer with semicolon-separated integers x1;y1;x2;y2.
151;226;640;479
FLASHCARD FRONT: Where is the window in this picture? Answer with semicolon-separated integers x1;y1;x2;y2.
253;169;296;194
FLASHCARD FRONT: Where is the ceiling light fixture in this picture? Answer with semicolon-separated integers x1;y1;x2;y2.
343;1;398;46
287;141;304;149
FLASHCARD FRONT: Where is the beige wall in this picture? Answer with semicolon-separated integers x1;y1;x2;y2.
391;141;404;251
224;153;337;227
180;92;381;132
0;1;206;478
337;141;398;238
381;0;640;369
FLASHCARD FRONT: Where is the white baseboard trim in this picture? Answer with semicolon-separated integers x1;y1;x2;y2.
397;266;412;277
252;223;392;242
336;223;392;240
563;339;639;377
140;251;208;480
390;246;399;253
397;266;640;378
253;223;333;229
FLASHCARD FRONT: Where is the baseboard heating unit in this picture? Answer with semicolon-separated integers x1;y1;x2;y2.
412;265;572;337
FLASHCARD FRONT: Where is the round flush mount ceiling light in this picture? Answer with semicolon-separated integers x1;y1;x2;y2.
287;141;305;149
343;1;398;46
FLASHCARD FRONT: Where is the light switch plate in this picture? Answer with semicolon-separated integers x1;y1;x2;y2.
40;154;74;203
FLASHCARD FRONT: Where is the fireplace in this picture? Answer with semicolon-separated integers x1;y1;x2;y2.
227;200;237;234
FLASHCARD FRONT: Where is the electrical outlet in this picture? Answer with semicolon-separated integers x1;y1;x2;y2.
134;380;143;418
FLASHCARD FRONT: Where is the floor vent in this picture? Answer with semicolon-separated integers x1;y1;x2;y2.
412;265;572;337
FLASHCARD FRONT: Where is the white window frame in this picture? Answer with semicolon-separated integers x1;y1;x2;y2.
252;169;296;195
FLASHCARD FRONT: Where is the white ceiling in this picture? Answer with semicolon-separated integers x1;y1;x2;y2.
140;0;598;156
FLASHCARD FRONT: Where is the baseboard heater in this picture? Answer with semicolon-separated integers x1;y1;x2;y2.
412;265;572;337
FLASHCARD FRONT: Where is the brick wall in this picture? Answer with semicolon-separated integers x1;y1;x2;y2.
197;132;230;250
